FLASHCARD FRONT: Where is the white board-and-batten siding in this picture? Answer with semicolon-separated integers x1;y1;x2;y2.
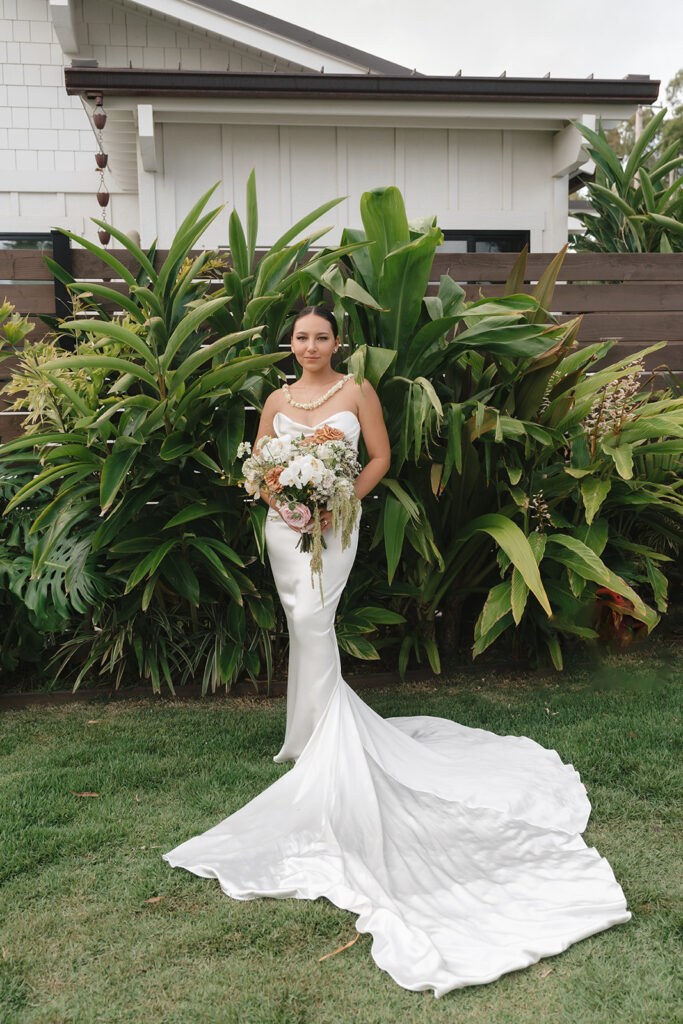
150;122;564;251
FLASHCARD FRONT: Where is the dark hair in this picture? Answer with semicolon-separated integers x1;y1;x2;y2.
291;305;339;339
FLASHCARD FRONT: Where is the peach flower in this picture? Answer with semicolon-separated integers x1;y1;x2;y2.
264;466;285;492
313;424;345;442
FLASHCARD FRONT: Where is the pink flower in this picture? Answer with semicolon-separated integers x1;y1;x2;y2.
279;503;312;529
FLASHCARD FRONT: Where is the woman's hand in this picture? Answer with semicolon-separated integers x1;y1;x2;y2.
318;509;333;534
278;506;333;534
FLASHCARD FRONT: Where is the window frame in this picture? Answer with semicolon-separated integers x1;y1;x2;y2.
439;229;531;253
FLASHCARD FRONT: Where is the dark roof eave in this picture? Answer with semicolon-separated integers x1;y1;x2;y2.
64;68;660;104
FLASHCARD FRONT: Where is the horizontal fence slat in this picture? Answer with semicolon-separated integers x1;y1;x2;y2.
566;311;683;343
1;284;54;315
70;249;149;277
427;282;683;314
0;250;54;280
430;252;683;282
69;247;271;278
0;412;28;443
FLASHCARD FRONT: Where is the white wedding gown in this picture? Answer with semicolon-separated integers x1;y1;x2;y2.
163;409;631;997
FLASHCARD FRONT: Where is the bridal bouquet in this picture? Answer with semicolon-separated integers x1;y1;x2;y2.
239;424;361;596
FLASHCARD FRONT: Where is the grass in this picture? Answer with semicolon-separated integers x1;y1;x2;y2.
1;647;680;1024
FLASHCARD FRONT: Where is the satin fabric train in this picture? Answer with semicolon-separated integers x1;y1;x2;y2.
163;408;631;997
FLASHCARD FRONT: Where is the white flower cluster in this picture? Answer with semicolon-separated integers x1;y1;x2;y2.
583;360;647;443
240;432;361;508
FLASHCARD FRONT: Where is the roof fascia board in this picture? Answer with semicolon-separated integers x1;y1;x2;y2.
92;94;643;132
49;0;78;54
126;0;381;72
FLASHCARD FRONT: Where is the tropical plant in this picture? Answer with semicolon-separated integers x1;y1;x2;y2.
314;189;588;672
0;304;63;675
312;189;683;671
470;336;683;668
570;108;683;252
2;181;682;690
0;186;290;691
0;180;385;692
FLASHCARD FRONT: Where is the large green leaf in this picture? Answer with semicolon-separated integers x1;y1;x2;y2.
244;169;258;268
457;514;551;615
40;355;157;389
169;327;262;394
90;217;157;282
547;534;657;629
229;209;249;279
270;197;344;253
56;227;138;288
188;539;243;604
476;581;512;637
378;229;443;350
100;437;143;513
216;401;246;470
360;185;411;285
125;539;177;592
349;345;396;389
580;476;612;524
68;282;146;324
161;295;234;372
383;495;410;584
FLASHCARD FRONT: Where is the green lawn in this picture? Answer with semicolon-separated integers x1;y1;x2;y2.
1;649;680;1024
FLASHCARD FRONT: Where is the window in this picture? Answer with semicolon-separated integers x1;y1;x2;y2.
0;233;53;251
439;230;530;254
0;230;72;319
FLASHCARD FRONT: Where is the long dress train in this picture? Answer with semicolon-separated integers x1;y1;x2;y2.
162;409;631;997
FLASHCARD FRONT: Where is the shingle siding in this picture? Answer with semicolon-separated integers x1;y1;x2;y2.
0;0;310;235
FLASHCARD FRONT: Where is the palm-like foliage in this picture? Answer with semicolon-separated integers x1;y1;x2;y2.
0;181;387;692
323;188;683;671
1;186;301;691
570;108;683;253
1;180;682;688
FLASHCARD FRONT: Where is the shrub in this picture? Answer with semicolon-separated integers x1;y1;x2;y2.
1;182;682;691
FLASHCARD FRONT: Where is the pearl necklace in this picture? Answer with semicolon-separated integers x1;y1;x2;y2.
283;373;353;411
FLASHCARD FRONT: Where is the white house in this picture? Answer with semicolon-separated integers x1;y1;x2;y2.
0;0;659;252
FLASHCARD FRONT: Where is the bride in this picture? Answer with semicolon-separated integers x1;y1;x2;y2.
163;306;631;997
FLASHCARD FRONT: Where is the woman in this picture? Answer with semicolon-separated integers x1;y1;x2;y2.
256;306;391;762
163;307;631;997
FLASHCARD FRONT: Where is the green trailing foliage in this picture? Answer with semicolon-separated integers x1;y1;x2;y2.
1;180;682;690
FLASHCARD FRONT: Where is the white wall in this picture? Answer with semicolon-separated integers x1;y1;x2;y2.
151;122;561;251
0;0;311;237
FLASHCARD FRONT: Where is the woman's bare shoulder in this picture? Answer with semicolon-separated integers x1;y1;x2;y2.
348;376;379;405
263;387;287;413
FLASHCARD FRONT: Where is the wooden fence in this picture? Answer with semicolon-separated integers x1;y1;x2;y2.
1;246;682;443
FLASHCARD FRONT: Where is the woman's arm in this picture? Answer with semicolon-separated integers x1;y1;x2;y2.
353;380;391;500
254;391;281;511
